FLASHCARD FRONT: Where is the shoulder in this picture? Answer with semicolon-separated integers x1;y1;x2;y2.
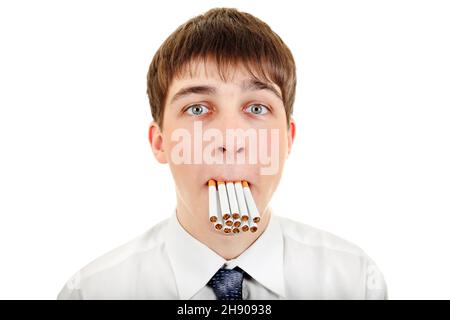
57;217;171;300
275;215;366;256
274;215;388;299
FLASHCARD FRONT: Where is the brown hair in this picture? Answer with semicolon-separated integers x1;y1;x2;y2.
146;7;296;130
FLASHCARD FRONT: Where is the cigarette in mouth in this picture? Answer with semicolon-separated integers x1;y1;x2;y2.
208;180;224;230
242;180;260;223
226;181;240;220
217;181;231;220
208;179;259;235
248;216;258;233
234;181;249;222
208;180;218;223
241;219;249;232
224;217;234;227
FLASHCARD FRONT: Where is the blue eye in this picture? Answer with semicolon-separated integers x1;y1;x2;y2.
245;104;269;115
185;104;210;116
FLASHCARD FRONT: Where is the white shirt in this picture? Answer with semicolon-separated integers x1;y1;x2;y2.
57;209;388;300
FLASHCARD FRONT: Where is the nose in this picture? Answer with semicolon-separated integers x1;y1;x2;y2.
211;107;248;160
218;145;244;154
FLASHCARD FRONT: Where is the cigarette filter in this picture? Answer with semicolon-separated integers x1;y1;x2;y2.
234;181;249;222
208;180;219;223
217;181;231;220
248;217;258;233
241;219;249;232
242;180;260;223
226;181;240;219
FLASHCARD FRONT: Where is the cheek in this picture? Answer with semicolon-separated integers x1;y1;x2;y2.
161;128;197;185
262;126;289;159
277;134;289;158
161;126;193;164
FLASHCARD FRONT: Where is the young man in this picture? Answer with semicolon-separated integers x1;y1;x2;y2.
58;7;387;300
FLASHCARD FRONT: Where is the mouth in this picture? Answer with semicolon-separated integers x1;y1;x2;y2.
207;178;260;234
204;177;253;187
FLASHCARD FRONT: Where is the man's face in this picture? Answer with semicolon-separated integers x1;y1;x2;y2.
149;59;295;228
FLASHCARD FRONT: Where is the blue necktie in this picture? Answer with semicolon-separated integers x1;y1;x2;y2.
207;266;245;300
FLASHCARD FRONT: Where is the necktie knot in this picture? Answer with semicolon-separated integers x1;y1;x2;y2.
207;266;245;300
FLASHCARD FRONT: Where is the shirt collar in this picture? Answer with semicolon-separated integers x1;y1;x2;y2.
165;207;286;300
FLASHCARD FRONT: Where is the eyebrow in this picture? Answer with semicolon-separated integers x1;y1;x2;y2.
241;79;283;101
170;85;217;104
169;79;283;104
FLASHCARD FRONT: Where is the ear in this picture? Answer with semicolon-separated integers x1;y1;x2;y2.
287;117;296;156
148;121;168;164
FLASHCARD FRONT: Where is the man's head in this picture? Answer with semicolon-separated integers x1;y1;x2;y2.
147;8;296;234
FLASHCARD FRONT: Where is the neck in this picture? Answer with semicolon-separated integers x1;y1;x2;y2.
175;196;272;260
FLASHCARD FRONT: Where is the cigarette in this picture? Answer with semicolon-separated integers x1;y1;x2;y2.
214;189;224;230
208;180;219;223
234;181;249;222
223;227;232;234
209;179;224;230
249;219;258;233
242;180;260;223
240;219;249;232
224;218;234;227
226;181;240;219
217;181;231;220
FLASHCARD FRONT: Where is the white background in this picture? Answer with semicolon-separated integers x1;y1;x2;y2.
0;0;449;299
